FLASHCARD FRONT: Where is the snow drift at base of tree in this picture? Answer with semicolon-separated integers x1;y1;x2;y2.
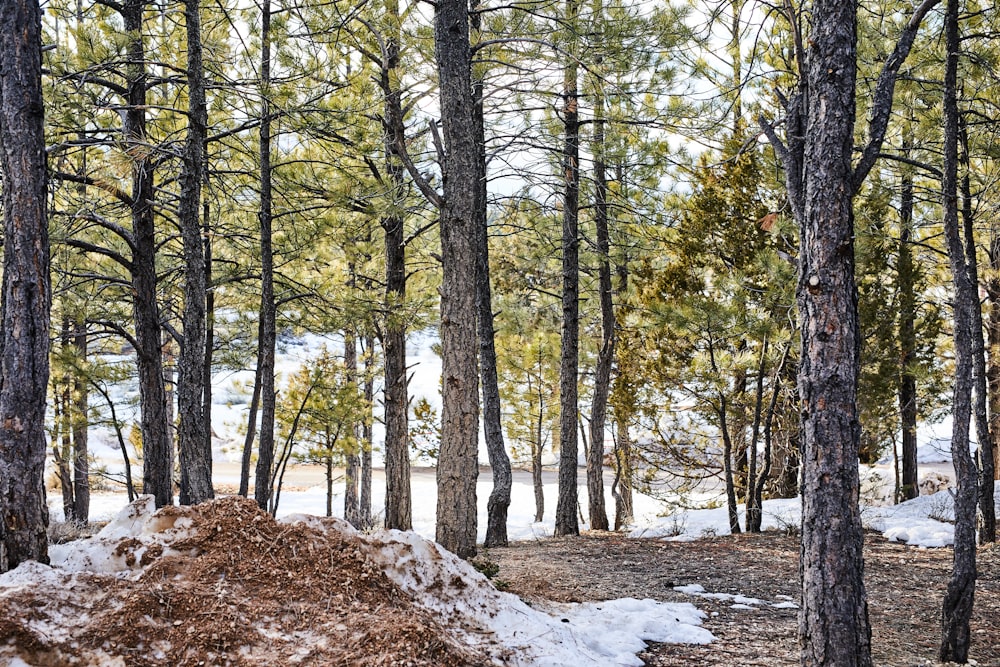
0;496;711;666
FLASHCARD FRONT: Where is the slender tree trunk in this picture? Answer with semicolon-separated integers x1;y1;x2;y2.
253;0;277;512
719;393;741;534
555;0;582;537
434;0;481;558
532;442;544;523
0;0;51;570
59;319;75;522
611;415;634;530
532;373;545;522
745;340;768;532
587;57;611;532
381;1;412;530
178;0;212;505
326;453;334;518
202;161;214;495
940;0;979;657
239;365;262;497
72;318;89;523
959;119;996;542
361;334;375;526
898;140;919;502
344;328;361;527
472;0;512;550
125;0;172;508
990;225;1000;482
751;343;790;532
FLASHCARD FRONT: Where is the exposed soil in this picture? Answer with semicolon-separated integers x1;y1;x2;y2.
0;497;486;667
490;530;1000;667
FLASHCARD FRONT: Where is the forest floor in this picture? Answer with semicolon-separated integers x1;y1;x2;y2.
490;530;1000;667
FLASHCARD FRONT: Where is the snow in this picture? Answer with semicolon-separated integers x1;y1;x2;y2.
361;526;711;665
3;496;712;666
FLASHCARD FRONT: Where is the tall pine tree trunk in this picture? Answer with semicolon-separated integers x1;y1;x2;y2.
0;0;50;569
362;334;375;526
178;0;213;505
989;227;1000;482
253;0;277;512
72;318;89;523
587;54;611;532
940;0;979;655
472;3;512;549
381;0;412;529
898;137;919;502
434;0;481;558
959;119;996;542
344;327;361;527
125;0;172;508
555;0;581;537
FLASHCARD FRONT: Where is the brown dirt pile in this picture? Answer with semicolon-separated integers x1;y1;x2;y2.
0;497;487;667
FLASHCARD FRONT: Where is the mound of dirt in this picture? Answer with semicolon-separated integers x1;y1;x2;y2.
0;497;485;667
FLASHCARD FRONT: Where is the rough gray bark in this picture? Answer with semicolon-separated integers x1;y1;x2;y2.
344;328;361;528
959;120;996;543
178;0;213;506
898;148;918;502
990;228;1000;483
586;63;611;533
745;340;767;532
123;0;172;509
940;0;979;657
611;249;633;531
361;334;375;526
555;0;582;537
719;391;741;535
472;3;511;549
381;2;412;530
202;172;214;497
239;363;262;497
758;0;936;660
0;0;51;570
434;0;481;558
253;0;277;512
611;415;634;531
72;320;89;523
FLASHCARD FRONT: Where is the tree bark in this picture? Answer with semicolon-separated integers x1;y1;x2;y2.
959;118;996;543
990;225;1000;482
758;0;936;658
434;0;481;558
253;0;277;512
745;340;768;532
750;343;790;532
940;0;979;657
202;166;215;499
898;141;918;502
124;0;172;509
587;58;611;532
178;0;213;506
361;334;375;526
344;328;361;527
72;320;90;524
555;0;582;537
611;415;634;531
0;0;51;570
472;3;512;549
381;0;412;530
